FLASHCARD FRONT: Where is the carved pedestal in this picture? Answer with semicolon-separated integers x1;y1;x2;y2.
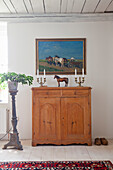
3;90;23;150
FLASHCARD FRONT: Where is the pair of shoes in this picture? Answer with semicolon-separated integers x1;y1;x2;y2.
94;138;108;145
94;138;101;145
100;138;108;145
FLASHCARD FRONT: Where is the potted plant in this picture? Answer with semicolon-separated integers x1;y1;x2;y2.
0;72;33;91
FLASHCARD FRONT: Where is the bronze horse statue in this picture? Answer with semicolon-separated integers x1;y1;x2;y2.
54;75;68;87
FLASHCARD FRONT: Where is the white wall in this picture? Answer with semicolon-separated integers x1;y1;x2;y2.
8;21;113;139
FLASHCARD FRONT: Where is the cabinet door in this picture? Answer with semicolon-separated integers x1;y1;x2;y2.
33;97;61;145
61;97;91;144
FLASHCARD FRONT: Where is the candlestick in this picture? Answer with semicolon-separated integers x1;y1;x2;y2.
44;69;45;78
82;68;84;77
75;69;77;76
37;69;39;76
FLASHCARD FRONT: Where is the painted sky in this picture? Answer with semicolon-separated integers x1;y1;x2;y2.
38;41;83;60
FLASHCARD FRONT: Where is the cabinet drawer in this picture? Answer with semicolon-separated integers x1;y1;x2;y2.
34;91;48;97
62;90;89;97
48;90;61;97
34;90;61;97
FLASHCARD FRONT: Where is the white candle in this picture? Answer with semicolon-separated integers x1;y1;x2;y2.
82;68;84;77
44;69;45;78
37;69;39;76
75;69;77;77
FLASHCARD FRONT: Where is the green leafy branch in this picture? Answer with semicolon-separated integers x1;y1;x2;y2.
0;72;33;86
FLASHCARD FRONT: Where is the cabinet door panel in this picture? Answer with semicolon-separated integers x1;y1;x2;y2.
67;102;84;135
33;97;60;144
61;97;90;142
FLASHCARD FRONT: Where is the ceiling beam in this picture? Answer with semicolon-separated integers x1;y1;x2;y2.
106;0;113;11
9;0;18;13
81;0;86;13
43;0;46;13
94;0;101;12
23;0;29;13
60;0;62;13
0;13;113;22
2;0;12;13
29;0;34;13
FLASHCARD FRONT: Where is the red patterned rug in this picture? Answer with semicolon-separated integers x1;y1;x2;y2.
0;161;113;169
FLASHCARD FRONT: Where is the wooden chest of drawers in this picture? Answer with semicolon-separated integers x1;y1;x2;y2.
32;87;92;146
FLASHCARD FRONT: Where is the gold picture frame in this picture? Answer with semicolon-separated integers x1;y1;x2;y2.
36;38;86;75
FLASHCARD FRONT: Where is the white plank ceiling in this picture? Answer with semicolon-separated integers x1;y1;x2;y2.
0;0;113;22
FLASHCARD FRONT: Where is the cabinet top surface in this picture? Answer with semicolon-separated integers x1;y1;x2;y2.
32;87;92;90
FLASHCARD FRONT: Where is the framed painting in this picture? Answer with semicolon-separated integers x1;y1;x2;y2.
36;38;86;75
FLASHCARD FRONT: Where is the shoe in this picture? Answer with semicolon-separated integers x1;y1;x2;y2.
100;138;108;145
94;138;101;145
